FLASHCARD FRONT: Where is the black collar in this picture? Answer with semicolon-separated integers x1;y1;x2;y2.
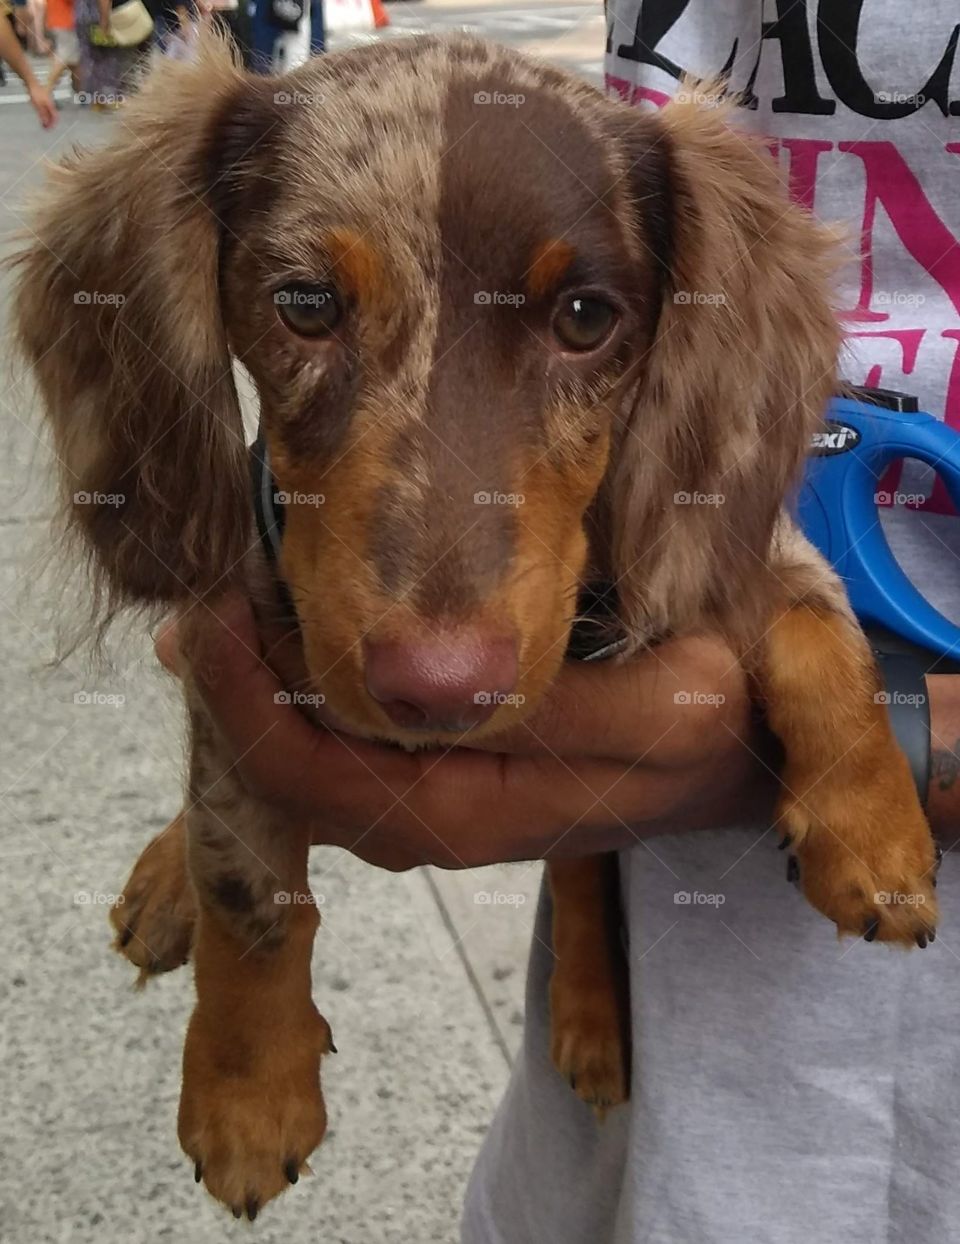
251;429;285;566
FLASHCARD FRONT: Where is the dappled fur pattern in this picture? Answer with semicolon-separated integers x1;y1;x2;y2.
14;34;939;1218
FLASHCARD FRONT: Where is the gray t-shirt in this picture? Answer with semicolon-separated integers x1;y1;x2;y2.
462;3;960;1241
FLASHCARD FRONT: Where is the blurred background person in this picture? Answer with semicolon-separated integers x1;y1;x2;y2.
0;0;56;122
45;0;80;95
145;0;189;55
75;0;143;107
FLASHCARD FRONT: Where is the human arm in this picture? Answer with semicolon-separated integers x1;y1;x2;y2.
0;10;56;126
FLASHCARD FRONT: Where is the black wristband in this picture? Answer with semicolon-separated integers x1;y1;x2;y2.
873;648;931;808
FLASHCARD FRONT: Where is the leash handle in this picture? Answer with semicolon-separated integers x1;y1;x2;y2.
796;387;960;662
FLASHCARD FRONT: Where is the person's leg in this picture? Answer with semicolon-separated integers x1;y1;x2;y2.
46;53;65;88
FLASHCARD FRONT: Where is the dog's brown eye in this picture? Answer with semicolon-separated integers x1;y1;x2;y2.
552;296;617;352
274;283;342;337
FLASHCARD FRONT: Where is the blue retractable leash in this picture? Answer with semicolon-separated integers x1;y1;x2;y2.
797;386;960;663
795;386;960;802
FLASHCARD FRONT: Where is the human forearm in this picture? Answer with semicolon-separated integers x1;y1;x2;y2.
0;12;39;87
928;674;960;839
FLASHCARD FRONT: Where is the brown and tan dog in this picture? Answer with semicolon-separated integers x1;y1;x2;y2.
15;34;938;1219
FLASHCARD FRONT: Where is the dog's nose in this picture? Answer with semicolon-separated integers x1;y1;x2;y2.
364;633;519;732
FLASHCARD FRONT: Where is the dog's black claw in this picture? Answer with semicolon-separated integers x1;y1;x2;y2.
328;1039;338;1054
786;855;800;885
929;930;937;943
916;932;928;949
118;927;132;947
194;1162;202;1184
284;1159;299;1184
935;842;944;868
232;1207;242;1219
569;1074;577;1091
777;834;792;851
864;918;880;943
246;1199;259;1222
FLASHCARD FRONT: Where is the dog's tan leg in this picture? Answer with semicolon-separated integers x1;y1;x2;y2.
177;706;332;1220
759;581;938;945
111;812;196;983
548;855;630;1115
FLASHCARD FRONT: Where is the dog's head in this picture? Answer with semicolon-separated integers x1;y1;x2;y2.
15;37;839;743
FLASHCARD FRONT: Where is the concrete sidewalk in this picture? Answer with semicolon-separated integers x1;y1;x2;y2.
0;4;604;1239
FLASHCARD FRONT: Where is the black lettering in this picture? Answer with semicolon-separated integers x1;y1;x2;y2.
819;0;959;118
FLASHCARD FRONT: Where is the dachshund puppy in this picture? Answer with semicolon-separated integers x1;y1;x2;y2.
14;34;938;1219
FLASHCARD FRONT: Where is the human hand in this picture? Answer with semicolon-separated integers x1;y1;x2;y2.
28;82;57;129
159;593;777;872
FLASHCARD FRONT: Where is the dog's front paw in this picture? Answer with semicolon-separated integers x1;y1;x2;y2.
179;1000;333;1219
111;814;196;982
779;744;939;946
550;980;629;1117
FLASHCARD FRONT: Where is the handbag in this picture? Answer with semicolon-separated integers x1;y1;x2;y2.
108;0;155;46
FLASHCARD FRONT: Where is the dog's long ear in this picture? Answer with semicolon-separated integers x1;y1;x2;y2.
603;89;842;645
13;40;276;619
